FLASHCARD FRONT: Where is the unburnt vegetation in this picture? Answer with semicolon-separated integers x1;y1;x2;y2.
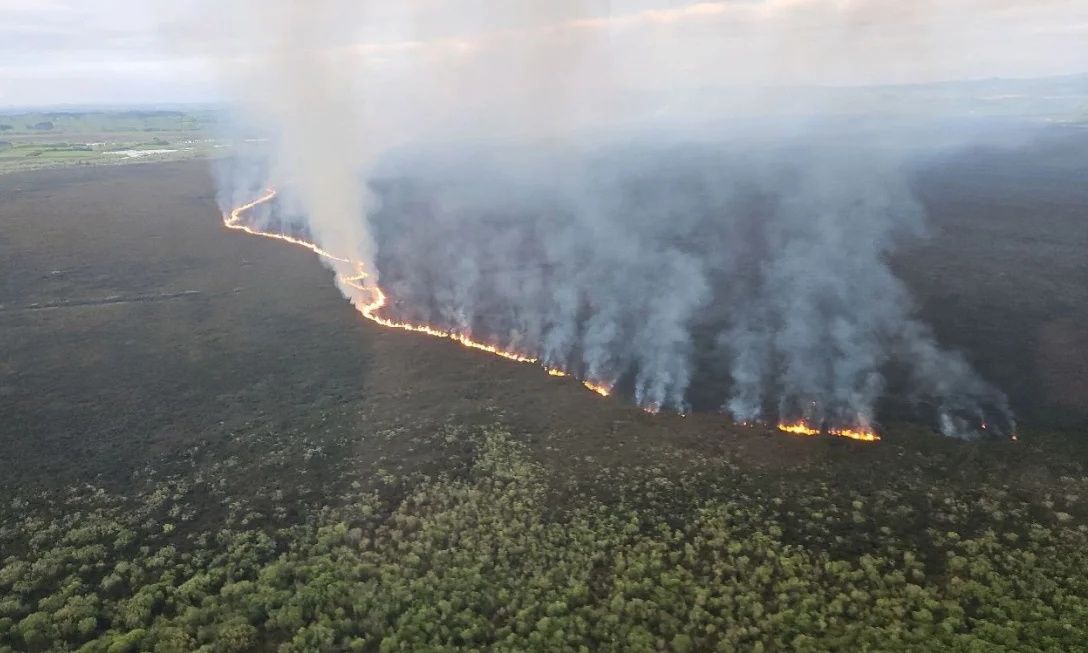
0;110;220;174
2;425;1086;653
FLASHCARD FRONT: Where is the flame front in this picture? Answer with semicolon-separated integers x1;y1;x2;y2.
582;380;613;397
225;189;611;395
228;190;882;442
224;189;349;263
777;421;881;442
777;422;821;437
828;426;881;442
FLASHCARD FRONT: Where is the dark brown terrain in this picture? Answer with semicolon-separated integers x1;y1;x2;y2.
904;127;1088;429
0;139;1085;498
2;135;1087;653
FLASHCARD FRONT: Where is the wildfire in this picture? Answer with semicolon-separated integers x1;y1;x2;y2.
582;380;613;397
828;427;882;443
777;422;821;437
228;190;886;444
777;421;881;442
225;189;615;393
224;189;349;263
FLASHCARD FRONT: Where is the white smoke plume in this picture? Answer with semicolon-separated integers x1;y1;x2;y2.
171;0;1087;437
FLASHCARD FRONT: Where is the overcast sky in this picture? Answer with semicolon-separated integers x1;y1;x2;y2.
2;0;1087;107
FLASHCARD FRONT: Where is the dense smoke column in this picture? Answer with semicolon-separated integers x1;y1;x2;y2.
896;322;1018;438
728;156;921;431
366;141;1014;437
629;251;709;412
369;148;715;410
220;135;1017;438
717;150;1015;437
722;305;774;424
189;1;1049;440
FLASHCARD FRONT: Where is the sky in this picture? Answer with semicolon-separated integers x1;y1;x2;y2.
2;0;1087;107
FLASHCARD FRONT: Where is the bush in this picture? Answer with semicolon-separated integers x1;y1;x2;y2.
1;428;1085;652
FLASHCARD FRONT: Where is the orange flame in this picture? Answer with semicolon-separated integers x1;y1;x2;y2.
225;189;613;393
777;421;881;442
777;422;821;437
224;189;349;263
229;191;883;443
582;380;613;397
828;426;881;442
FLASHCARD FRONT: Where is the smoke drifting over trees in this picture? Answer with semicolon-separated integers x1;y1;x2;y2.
180;0;1084;438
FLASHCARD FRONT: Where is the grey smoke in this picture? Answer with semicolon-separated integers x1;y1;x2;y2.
360;139;1016;436
180;1;1085;438
712;149;1011;436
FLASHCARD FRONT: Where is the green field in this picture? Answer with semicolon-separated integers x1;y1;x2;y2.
0;109;217;136
0;109;223;174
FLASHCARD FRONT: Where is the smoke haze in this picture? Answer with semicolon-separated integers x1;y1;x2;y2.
184;0;1088;438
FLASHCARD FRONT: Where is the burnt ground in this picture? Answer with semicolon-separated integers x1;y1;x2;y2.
0;144;1085;503
903;127;1088;429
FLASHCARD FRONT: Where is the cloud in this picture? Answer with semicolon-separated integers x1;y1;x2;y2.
2;1;1086;105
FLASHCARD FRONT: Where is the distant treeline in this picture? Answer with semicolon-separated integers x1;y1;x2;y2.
36;110;188;119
